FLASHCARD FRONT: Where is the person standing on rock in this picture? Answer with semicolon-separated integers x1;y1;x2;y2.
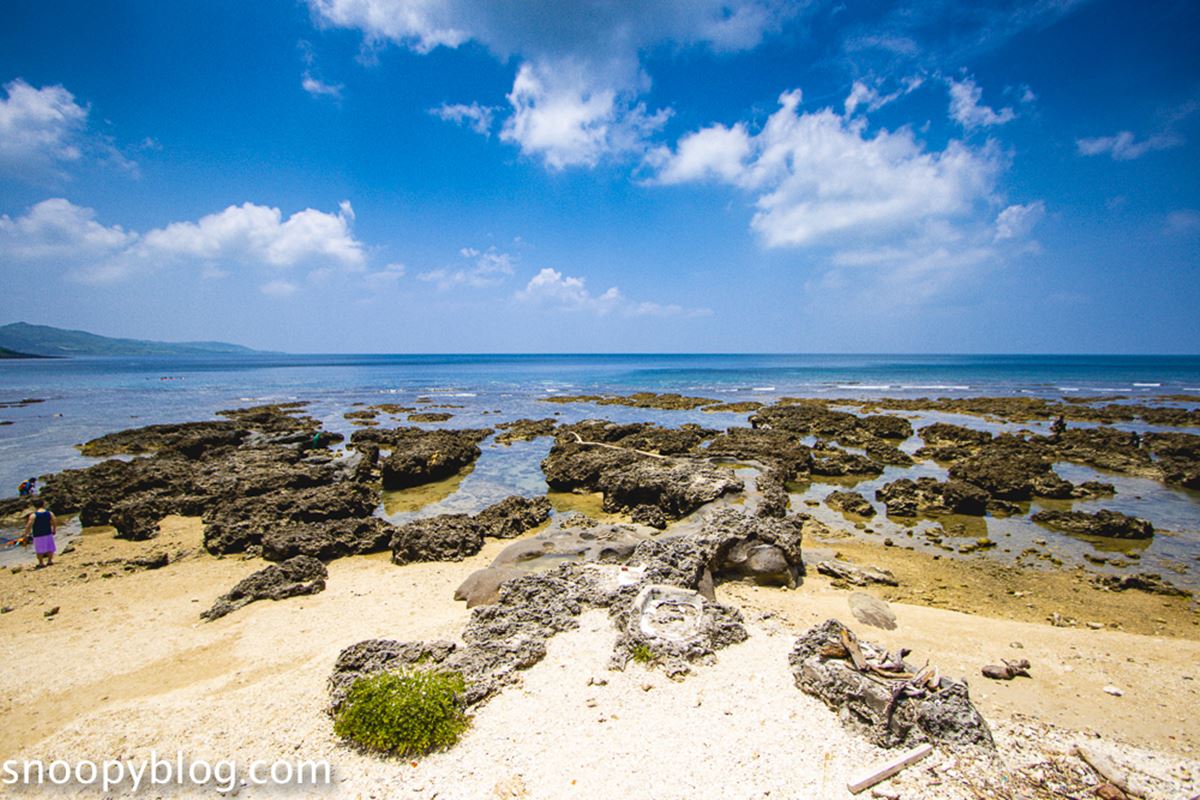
23;499;57;568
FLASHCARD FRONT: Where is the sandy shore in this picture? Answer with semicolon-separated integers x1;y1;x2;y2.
2;516;1199;798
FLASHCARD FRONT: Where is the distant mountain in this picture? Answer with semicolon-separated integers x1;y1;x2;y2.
0;322;268;357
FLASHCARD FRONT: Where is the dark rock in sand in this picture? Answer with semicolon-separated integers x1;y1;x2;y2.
202;555;327;620
789;619;993;749
825;490;875;518
475;495;552;539
261;517;396;561
203;482;378;555
1090;572;1189;597
875;477;989;517
390;495;551;565
1031;509;1154;539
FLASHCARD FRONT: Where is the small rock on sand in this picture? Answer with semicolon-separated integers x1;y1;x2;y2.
848;592;897;630
1103;685;1124;697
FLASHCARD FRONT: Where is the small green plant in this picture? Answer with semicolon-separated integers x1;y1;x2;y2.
333;668;469;756
630;643;657;665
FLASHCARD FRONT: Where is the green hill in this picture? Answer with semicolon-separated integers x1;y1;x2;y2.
0;345;45;359
0;322;267;357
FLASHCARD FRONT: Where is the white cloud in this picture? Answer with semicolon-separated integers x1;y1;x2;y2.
994;200;1045;241
308;0;796;168
362;261;407;289
499;61;670;169
515;267;709;317
0;79;89;178
260;279;299;297
0;198;367;283
947;76;1015;129
650;90;1004;249
140;200;364;271
1165;209;1200;236
843;76;924;116
1076;130;1182;161
0;198;135;261
418;245;515;289
302;72;344;99
430;102;495;136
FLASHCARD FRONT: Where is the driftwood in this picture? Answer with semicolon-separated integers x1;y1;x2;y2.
568;431;671;460
1073;743;1161;800
981;659;1031;680
847;743;933;794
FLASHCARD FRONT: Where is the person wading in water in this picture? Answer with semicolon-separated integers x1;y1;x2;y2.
23;499;57;568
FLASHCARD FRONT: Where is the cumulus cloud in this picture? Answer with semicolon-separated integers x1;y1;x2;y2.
0;198;366;283
0;78;89;179
515;267;708;317
1076;130;1182;160
309;0;796;168
994;200;1045;241
650;89;1004;248
947;76;1015;129
418;245;515;289
430;102;495;136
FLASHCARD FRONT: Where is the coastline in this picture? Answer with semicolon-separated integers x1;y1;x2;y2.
0;388;1198;798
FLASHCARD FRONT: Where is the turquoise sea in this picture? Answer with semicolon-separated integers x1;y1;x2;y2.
2;353;1199;585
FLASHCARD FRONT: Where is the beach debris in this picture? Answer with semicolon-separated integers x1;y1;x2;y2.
789;619;993;749
849;592;898;630
847;742;933;795
981;659;1031;680
613;582;747;679
201;555;327;621
1073;742;1164;800
1103;685;1124;697
816;559;898;587
43;606;59;618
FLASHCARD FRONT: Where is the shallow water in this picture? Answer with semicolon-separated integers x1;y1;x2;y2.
1;353;1198;585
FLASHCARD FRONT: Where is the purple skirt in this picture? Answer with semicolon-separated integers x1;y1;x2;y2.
33;535;56;555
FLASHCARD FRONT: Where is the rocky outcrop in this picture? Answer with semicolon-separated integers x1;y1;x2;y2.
810;446;883;477
1090;572;1189;597
542;424;741;521
1031;509;1154;539
391;495;551;565
1045;427;1152;474
356;427;491;490
610;584;748;679
751;401;911;447
494;418;558;444
327;640;459;712
203;482;378;555
789;619;993;749
825;490;875;517
261;517;396;561
1144;432;1200;489
875;477;989;517
201;556;327;620
80;420;246;457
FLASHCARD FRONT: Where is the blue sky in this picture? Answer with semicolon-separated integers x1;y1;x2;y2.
0;0;1197;353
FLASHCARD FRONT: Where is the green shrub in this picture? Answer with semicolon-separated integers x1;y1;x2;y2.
333;668;469;756
630;643;657;665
